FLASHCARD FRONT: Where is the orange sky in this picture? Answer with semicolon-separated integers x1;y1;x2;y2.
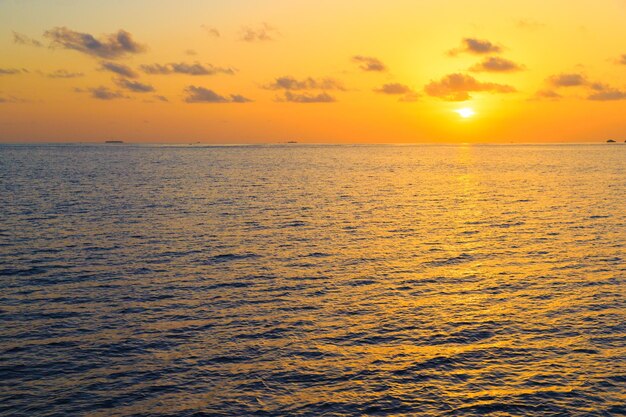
1;0;626;143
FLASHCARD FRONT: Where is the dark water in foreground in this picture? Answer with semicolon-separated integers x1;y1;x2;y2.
0;144;625;416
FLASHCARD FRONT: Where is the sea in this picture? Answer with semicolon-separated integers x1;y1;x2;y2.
0;143;624;416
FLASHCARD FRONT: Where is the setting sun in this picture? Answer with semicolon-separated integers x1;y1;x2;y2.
455;108;476;118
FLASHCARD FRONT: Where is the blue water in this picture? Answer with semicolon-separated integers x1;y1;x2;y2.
0;144;624;416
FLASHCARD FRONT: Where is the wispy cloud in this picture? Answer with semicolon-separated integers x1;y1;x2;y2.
184;86;252;103
44;27;146;59
201;25;220;38
588;89;626;101
140;62;235;76
47;69;84;79
533;89;562;100
469;57;524;72
280;91;336;103
76;86;127;100
12;31;43;47
515;19;545;31
100;61;138;78
586;82;626;100
425;73;516;101
449;38;502;56
263;76;346;91
374;83;419;102
617;54;626;65
352;56;387;72
0;68;28;75
239;23;277;42
114;78;155;93
548;73;587;87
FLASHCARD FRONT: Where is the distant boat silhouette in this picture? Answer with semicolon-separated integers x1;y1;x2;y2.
606;139;616;143
287;141;298;144
105;140;124;144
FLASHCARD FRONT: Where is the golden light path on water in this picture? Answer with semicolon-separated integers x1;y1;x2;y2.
0;143;624;416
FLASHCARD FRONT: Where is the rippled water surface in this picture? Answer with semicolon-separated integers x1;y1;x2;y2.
1;144;625;416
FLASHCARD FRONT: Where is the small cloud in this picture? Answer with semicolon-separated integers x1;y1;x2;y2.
470;57;525;72
0;94;26;103
47;69;84;78
374;83;419;102
449;38;502;56
154;95;169;102
201;25;220;38
516;19;545;31
588;89;626;101
280;91;336;103
352;55;387;72
424;73;516;101
533;89;562;100
548;73;587;87
140;62;235;76
617;54;626;65
12;31;43;47
399;92;420;102
0;68;28;75
374;83;412;95
44;27;146;59
239;23;277;42
184;86;251;103
263;76;346;91
230;94;253;103
184;49;197;56
79;86;127;100
114;77;155;93
100;61;138;78
590;82;608;91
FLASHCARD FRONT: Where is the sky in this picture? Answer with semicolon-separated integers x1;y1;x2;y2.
1;0;626;143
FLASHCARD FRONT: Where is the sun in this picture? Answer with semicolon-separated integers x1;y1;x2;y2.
455;108;476;118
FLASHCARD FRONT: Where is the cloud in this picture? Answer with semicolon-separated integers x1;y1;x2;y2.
424;73;516;101
374;83;412;95
47;69;84;78
239;23;277;42
516;19;545;31
201;25;220;38
184;86;252;103
533;89;562;100
449;38;502;56
264;76;346;91
588;89;626;101
44;27;146;59
352;55;387;72
13;31;43;47
618;54;626;65
374;83;420;102
184;49;197;56
0;95;25;103
114;78;155;93
0;68;28;75
154;95;169;102
77;86;127;100
100;61;138;78
548;73;587;87
140;62;235;76
280;91;336;103
470;57;524;72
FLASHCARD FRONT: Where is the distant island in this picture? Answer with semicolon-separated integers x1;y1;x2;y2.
105;140;124;144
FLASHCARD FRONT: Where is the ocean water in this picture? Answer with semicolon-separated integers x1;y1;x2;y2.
0;143;624;416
